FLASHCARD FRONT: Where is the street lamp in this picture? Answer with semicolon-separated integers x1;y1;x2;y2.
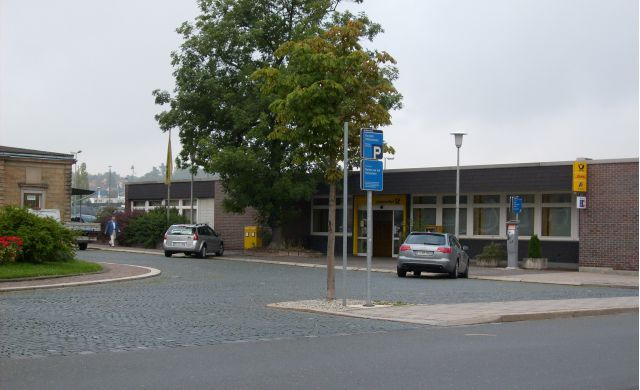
450;132;466;236
384;156;395;170
71;150;82;214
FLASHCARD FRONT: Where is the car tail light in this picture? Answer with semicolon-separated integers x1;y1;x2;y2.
437;247;452;254
163;233;167;241
193;232;199;241
399;244;411;252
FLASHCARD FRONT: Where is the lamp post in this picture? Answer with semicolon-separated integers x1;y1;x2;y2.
108;166;112;206
384;156;395;170
450;132;466;236
71;150;82;215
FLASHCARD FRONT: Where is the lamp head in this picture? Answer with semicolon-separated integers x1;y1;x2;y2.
450;132;466;148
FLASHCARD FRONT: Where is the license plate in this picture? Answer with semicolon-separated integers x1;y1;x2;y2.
173;242;186;247
414;250;433;256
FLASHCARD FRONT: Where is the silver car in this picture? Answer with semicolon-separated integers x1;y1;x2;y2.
163;224;224;258
397;232;469;278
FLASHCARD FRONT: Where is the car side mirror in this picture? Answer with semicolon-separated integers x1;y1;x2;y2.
462;245;469;251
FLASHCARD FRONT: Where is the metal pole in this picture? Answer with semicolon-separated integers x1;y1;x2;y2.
342;122;348;307
455;147;460;236
108;166;112;206
365;190;373;306
190;170;194;223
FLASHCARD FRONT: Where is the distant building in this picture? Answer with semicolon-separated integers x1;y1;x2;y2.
125;158;638;272
0;146;75;221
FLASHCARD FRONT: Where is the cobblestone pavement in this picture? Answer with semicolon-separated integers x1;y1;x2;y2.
1;251;636;359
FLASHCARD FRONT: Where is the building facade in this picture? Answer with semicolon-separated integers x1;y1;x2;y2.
0;146;74;221
124;158;638;271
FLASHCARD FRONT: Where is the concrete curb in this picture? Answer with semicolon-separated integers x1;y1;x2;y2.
0;263;161;292
268;298;639;327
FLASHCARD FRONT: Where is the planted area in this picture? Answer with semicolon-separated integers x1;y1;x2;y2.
0;260;102;280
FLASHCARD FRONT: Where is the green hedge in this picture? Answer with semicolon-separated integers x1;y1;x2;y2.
528;234;542;258
123;208;187;248
0;206;76;263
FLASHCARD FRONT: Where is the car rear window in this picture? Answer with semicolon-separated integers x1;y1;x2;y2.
405;233;446;246
168;226;195;235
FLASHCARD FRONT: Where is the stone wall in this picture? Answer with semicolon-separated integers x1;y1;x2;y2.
579;161;638;271
0;159;72;221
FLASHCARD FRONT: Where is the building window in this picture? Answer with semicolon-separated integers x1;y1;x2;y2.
541;193;572;237
413;195;436;205
413;208;436;230
149;200;163;207
472;194;500;235
442;195;468;204
311;197;351;235
542;207;571;237
132;200;146;208
473;208;500;235
442;208;467;235
23;192;43;210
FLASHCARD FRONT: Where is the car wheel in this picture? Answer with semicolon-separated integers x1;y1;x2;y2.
413;271;421;277
215;242;224;256
164;251;172;258
184;252;192;257
397;268;407;278
449;260;459;279
461;260;469;278
198;244;207;259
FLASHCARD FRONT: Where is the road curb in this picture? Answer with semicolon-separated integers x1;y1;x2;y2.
0;263;161;292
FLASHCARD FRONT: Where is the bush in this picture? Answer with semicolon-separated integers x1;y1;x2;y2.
528;234;542;258
123;208;187;248
98;210;143;245
0;206;76;263
476;242;506;260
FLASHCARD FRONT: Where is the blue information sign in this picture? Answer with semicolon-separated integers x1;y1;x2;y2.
512;196;522;214
361;129;384;160
360;159;383;191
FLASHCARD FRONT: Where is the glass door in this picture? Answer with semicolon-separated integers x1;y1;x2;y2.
392;209;404;257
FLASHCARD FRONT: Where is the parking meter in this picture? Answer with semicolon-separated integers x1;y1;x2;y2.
506;220;519;269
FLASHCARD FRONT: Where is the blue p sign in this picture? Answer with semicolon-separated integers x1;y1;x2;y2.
373;145;383;159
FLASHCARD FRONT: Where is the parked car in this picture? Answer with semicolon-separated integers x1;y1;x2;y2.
397;232;469;278
163;224;224;258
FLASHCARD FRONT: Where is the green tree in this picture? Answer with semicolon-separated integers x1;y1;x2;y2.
153;0;356;246
74;163;89;189
253;17;402;299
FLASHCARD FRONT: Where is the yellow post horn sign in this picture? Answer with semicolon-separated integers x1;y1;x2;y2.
572;161;588;192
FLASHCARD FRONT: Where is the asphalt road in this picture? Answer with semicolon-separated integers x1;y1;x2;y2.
1;250;638;389
1;314;637;390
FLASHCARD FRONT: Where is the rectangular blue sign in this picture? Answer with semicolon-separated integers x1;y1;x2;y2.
361;129;384;160
360;159;383;191
512;196;522;214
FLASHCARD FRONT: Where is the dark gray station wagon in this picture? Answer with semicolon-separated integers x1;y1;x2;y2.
397;232;469;278
163;224;224;258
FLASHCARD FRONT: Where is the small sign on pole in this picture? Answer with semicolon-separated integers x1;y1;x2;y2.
572;161;588;192
577;196;587;209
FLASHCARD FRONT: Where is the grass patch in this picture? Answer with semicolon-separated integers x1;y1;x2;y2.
0;260;103;280
374;300;409;306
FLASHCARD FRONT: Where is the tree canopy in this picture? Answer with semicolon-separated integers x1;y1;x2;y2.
153;0;357;241
253;16;402;298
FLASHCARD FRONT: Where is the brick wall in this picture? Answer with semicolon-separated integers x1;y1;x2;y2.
579;161;639;271
213;184;259;250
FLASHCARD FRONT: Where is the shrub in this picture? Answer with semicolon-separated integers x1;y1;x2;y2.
123;208;187;248
476;242;506;260
0;206;76;263
528;234;542;258
98;210;143;245
0;236;23;264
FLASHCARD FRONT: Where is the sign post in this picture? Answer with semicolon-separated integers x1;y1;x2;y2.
360;128;384;307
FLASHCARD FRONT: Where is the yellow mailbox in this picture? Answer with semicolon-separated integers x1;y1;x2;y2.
244;226;262;249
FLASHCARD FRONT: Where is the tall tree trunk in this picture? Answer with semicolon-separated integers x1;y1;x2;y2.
269;225;283;249
326;181;336;300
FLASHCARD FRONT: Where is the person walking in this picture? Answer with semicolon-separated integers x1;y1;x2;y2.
104;215;120;247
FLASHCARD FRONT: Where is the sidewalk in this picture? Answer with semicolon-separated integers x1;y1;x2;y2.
92;244;639;289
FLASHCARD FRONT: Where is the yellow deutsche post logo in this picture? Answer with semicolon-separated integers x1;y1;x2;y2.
572;161;587;192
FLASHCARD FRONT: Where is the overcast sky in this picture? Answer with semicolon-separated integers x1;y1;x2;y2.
1;0;637;176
